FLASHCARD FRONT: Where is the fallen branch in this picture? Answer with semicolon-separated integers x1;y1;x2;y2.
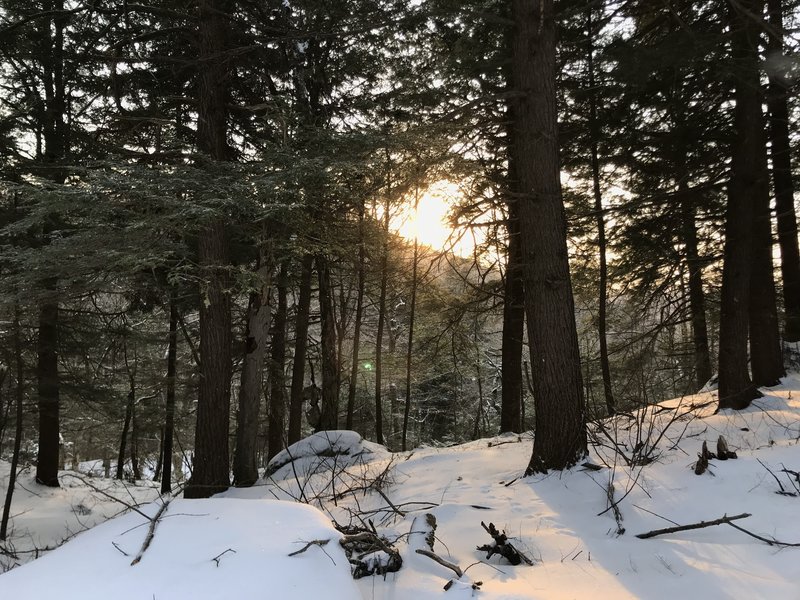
288;539;330;557
211;548;236;566
477;521;532;566
636;513;750;539
415;549;463;577
130;500;171;566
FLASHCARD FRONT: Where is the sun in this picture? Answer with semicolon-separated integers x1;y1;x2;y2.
395;181;473;254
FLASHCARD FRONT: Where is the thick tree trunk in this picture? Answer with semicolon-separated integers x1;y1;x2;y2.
511;0;587;473
185;0;234;498
718;0;765;410
750;183;785;385
766;0;800;342
288;254;313;444
2;302;26;539
233;245;273;485
36;297;60;487
347;202;366;431
161;297;178;494
587;6;615;416
267;263;288;460
317;254;339;431
35;2;66;489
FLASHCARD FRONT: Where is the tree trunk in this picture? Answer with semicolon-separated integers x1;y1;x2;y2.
374;198;390;445
288;254;313;444
500;198;524;434
317;254;339;431
587;5;615;416
35;2;67;489
511;0;587;474
161;296;178;494
347;201;366;431
680;185;712;390
117;391;133;480
2;302;26;539
267;263;288;460
36;297;60;487
233;244;273;486
717;0;765;410
185;0;234;498
766;0;800;342
402;236;419;450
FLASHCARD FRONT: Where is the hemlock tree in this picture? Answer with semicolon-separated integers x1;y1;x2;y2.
184;0;235;499
511;0;587;473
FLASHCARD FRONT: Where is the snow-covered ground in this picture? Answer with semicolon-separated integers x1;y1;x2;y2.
2;379;800;599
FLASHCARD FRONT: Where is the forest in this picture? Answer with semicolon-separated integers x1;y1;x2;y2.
0;0;798;549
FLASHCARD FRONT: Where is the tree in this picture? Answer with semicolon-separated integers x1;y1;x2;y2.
184;0;235;499
511;0;587;473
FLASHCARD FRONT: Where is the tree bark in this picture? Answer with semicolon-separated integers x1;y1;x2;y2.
233;243;273;486
288;254;313;444
718;0;771;409
511;0;587;473
766;0;800;342
500;198;524;434
267;263;288;459
317;254;339;431
185;0;234;498
36;296;60;487
35;1;67;489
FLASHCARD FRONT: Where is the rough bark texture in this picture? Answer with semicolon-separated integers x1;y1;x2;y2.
116;390;134;480
233;246;273;486
512;0;587;473
267;263;288;460
317;254;339;431
766;0;800;342
184;0;234;498
718;0;764;410
35;1;67;489
288;254;313;444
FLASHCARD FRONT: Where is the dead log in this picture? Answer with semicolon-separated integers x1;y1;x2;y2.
636;513;751;539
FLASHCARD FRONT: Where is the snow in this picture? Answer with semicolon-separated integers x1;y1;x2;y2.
2;378;800;599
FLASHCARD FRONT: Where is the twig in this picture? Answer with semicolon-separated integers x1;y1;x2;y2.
725;522;800;547
288;539;330;557
211;548;236;566
415;548;463;577
130;500;171;566
636;513;751;539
